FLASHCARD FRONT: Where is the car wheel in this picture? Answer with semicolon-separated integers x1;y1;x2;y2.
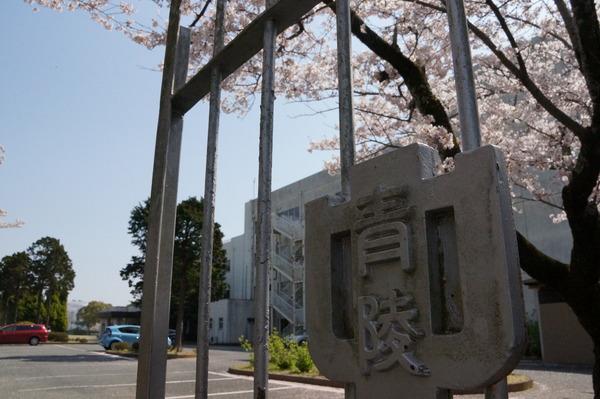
29;336;40;346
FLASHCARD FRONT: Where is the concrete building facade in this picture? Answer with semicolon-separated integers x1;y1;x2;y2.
209;170;340;343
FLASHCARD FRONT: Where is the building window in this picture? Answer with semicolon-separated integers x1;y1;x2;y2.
209;318;213;329
278;207;300;221
218;317;224;330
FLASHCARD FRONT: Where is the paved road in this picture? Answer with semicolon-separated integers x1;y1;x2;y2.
0;343;593;398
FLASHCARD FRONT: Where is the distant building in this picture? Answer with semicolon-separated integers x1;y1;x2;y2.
209;170;340;343
67;299;87;330
97;305;141;331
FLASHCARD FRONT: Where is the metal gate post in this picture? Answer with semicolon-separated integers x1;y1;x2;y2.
445;0;481;152
195;0;226;397
445;0;508;397
335;0;356;200
335;1;356;398
136;0;190;394
253;1;277;397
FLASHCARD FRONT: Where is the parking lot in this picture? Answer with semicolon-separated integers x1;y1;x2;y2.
0;343;343;399
0;343;594;398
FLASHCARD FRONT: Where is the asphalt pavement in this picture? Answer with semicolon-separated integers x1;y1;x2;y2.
0;343;593;398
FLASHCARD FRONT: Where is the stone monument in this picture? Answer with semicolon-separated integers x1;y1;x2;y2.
305;144;526;398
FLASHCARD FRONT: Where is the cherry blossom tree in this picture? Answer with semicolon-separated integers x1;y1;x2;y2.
25;0;600;395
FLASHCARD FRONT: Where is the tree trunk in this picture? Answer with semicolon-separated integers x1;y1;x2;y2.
175;271;187;352
36;290;43;324
45;290;52;327
12;290;21;323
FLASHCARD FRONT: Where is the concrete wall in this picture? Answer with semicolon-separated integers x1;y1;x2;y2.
538;301;594;365
208;299;254;344
224;235;253;300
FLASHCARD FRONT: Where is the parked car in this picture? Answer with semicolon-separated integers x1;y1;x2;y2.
99;325;172;350
286;333;308;345
0;323;49;345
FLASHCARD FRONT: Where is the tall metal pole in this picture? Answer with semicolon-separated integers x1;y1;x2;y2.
336;0;356;199
253;1;277;397
445;0;481;151
195;0;226;397
136;1;189;394
335;1;356;397
446;0;507;397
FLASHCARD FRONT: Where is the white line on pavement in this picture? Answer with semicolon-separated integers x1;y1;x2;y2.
15;370;196;381
207;371;343;393
166;386;297;398
18;377;240;392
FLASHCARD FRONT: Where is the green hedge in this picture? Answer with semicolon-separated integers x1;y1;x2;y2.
111;342;130;351
239;332;314;373
48;332;69;342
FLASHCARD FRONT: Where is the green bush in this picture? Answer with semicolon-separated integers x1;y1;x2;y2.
239;335;254;365
295;343;314;373
75;338;88;343
525;321;541;358
268;332;296;370
239;333;315;373
131;342;140;352
111;342;130;351
68;328;89;335
48;332;69;342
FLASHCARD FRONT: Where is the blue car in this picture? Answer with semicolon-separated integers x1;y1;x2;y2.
100;325;172;350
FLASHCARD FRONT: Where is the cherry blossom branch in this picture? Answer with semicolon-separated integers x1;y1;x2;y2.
404;0;589;139
322;0;461;159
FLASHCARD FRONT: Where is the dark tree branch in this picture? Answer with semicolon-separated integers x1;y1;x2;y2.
485;0;527;72
553;0;584;72
517;232;569;295
189;0;212;28
569;0;600;127
322;0;461;159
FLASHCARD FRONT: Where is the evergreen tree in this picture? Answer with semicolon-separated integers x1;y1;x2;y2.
120;197;229;351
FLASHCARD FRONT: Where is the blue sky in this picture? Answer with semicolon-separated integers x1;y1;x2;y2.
0;1;336;305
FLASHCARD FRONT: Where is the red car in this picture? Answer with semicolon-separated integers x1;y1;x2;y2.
0;323;49;345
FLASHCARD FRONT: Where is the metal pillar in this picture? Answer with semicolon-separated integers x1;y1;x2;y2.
485;378;509;399
335;0;356;199
195;0;226;397
253;1;277;397
446;0;507;397
135;0;190;395
445;0;481;151
335;1;356;398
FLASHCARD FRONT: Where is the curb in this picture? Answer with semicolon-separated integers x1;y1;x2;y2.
105;350;196;359
45;342;98;345
454;374;534;394
228;367;344;388
228;368;533;393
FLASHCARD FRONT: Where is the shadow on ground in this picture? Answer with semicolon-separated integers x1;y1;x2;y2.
0;353;133;363
518;360;592;375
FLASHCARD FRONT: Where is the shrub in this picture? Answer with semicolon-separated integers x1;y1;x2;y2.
239;335;254;366
75;338;88;343
111;342;130;351
48;332;69;342
295;343;314;373
131;342;140;352
525;321;541;358
268;332;295;370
